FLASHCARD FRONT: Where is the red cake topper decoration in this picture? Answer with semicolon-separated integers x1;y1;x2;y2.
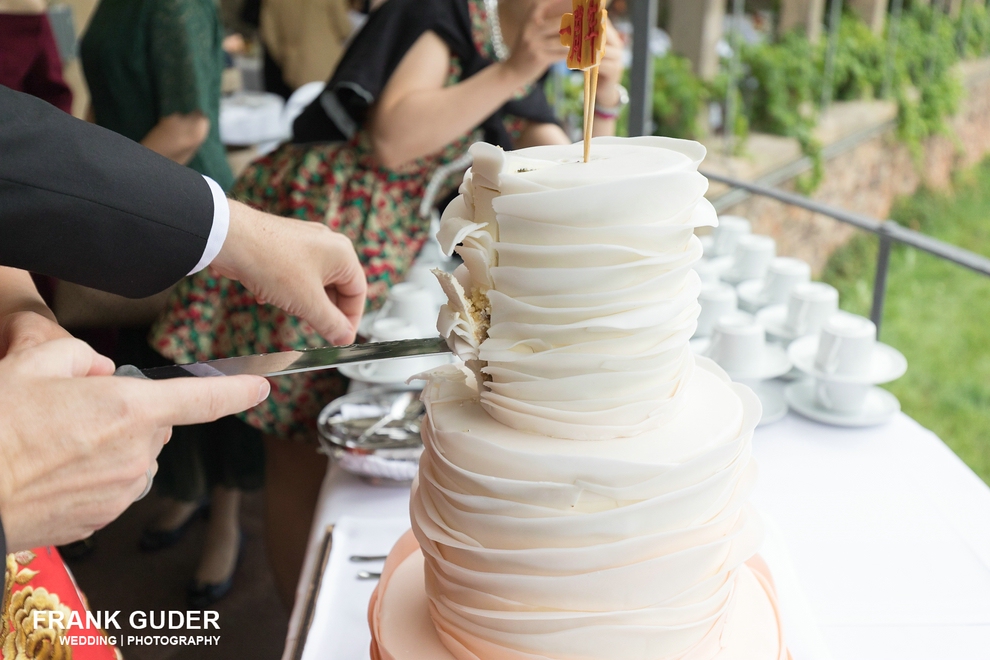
560;0;608;162
559;0;607;71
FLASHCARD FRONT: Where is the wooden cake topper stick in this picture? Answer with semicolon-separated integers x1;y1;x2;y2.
560;0;608;163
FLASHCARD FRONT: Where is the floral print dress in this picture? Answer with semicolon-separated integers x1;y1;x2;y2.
149;0;546;442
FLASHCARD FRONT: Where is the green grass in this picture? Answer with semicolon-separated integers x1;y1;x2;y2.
820;161;990;484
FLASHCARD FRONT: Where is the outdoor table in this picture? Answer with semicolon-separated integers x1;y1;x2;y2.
282;411;990;660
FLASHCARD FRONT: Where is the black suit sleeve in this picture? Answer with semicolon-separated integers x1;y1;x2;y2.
0;86;216;298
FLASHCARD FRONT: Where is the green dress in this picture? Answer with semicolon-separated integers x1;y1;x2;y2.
81;0;233;190
81;0;261;502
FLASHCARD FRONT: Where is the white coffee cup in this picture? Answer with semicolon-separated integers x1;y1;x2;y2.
696;282;738;338
380;282;436;334
707;313;765;376
815;378;871;414
359;318;422;380
727;234;776;282
694;259;723;284
405;265;447;306
814;312;876;379
785;282;839;337
760;257;811;305
711;216;752;257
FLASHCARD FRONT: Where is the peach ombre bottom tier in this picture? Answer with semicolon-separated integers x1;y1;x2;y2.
369;531;791;660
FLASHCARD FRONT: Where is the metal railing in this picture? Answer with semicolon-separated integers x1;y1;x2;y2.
622;0;990;338
699;171;990;337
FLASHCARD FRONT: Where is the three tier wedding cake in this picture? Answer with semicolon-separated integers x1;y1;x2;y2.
368;137;790;660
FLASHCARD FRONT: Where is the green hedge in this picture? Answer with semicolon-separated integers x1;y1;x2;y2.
558;6;985;191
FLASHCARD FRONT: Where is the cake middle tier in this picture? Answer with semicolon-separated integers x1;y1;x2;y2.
409;357;766;659
435;138;719;441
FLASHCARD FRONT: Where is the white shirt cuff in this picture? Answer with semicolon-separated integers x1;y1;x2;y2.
188;175;231;275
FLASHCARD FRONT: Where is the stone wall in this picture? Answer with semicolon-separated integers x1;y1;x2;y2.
710;59;990;275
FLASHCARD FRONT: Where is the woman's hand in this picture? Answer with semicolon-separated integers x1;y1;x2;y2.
594;19;625;107
503;0;570;84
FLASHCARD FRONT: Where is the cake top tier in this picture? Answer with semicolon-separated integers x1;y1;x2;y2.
433;136;716;441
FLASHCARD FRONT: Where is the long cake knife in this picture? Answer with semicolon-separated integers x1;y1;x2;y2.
116;337;452;380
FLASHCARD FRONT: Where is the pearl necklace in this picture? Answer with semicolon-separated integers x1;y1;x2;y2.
484;0;510;62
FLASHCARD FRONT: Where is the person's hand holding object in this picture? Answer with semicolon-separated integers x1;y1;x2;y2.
0;338;272;552
212;201;368;346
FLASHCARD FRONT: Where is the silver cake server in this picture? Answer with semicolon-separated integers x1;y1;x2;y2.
116;337;452;380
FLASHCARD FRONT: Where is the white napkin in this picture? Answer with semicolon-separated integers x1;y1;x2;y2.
300;516;410;660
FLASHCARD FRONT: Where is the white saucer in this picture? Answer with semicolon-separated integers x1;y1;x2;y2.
705;342;792;381
357;307;385;339
338;362;412;385
785;380;900;427
755;304;802;343
736;279;773;313
788;335;907;384
739;379;788;426
338;355;452;385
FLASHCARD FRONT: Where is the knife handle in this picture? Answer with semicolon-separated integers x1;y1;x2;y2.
114;364;149;380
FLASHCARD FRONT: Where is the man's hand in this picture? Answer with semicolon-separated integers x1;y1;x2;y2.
0;310;73;359
212;201;367;346
0;266;71;359
0;338;272;551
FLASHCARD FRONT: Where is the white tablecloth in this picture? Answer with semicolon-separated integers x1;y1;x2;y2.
750;413;990;659
284;412;990;660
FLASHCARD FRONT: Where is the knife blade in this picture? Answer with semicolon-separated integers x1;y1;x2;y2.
129;336;452;380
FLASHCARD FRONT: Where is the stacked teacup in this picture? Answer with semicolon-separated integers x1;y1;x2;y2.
756;281;840;346
703;312;792;426
737;256;812;314
690;281;744;354
722;234;777;285
697;215;751;282
345;281;452;387
785;312;907;427
700;215;751;260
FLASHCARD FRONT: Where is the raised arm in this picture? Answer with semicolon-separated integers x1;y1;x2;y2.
368;1;567;169
141;112;211;165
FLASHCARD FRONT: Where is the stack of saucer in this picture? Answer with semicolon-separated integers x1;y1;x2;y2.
698;215;751;280
756;281;840;346
700;215;751;258
346;282;453;386
702;313;792;426
721;234;777;285
786;312;907;427
690;281;744;354
737;256;811;313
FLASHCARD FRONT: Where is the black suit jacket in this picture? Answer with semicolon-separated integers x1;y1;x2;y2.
0;86;217;298
0;87;222;556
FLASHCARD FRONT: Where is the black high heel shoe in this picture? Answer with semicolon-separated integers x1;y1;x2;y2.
139;502;209;552
187;532;244;608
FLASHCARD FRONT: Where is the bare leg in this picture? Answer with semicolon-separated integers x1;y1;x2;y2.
194;486;242;585
263;434;328;608
149;498;201;531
